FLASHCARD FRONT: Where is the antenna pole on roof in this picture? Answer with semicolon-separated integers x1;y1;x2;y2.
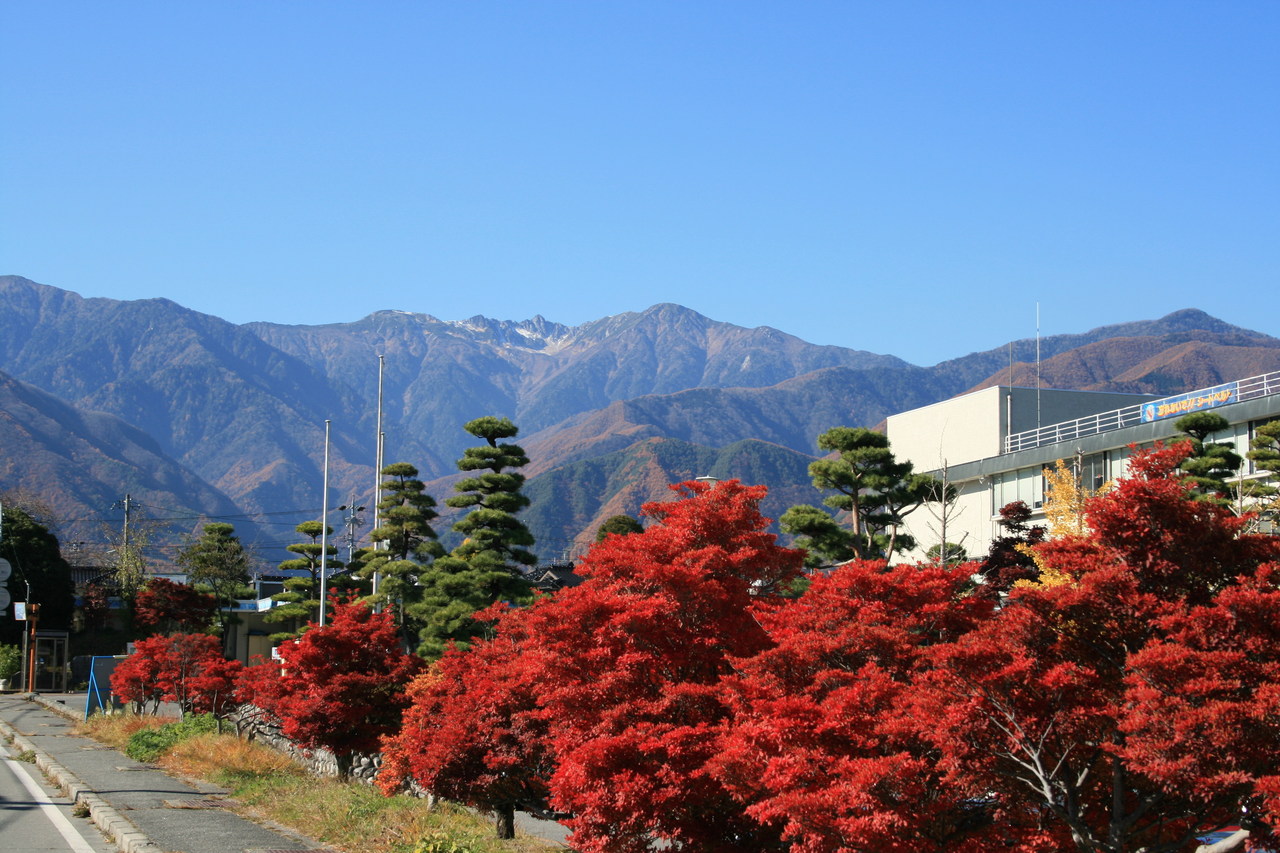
1036;303;1042;429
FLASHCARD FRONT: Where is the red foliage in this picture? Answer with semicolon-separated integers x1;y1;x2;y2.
374;454;1280;852
917;444;1280;852
81;582;112;632
110;633;242;717
715;559;1001;852
527;480;805;853
1121;564;1280;839
110;639;165;714
378;614;552;834
246;599;423;775
134;578;216;636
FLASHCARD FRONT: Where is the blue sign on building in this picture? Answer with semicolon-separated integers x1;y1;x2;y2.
1141;381;1238;423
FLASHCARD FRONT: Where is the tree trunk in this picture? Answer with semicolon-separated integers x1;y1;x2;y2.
495;803;515;839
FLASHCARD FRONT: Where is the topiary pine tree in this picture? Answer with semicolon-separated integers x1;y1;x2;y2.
264;520;340;642
1173;412;1242;505
355;463;443;620
780;426;944;564
409;417;535;659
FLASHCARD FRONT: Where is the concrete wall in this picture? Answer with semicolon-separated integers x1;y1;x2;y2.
887;386;1005;472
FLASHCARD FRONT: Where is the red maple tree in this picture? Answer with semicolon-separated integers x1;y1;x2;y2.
133;578;217;636
528;479;806;853
242;598;423;778
378;607;552;839
715;557;1001;852
919;443;1280;852
110;633;242;717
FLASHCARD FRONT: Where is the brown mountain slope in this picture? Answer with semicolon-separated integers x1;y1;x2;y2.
0;369;241;546
967;333;1280;396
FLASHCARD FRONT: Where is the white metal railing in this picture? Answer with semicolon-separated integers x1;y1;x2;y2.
1003;369;1280;454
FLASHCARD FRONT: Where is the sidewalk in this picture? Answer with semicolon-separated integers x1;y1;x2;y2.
0;693;333;853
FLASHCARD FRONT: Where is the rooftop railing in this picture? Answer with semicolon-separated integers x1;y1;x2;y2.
1003;369;1280;454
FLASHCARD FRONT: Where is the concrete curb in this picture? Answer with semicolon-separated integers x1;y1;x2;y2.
0;696;164;853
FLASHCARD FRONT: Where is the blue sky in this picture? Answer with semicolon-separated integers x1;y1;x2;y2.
3;2;1277;366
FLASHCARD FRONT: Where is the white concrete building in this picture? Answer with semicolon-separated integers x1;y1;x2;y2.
886;372;1280;562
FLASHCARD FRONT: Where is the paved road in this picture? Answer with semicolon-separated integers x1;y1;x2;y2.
0;695;330;853
0;694;571;852
0;744;116;853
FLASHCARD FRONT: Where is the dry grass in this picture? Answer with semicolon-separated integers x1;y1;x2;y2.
77;712;176;749
79;714;565;853
159;732;300;782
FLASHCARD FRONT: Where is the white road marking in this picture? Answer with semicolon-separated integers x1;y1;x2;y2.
3;756;99;853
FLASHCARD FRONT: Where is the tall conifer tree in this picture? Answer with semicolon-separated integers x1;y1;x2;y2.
410;417;535;658
177;522;250;643
264;520;339;642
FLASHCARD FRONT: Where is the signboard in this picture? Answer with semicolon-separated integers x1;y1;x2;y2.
0;589;9;610
1141;381;1238;423
13;602;26;621
0;558;10;583
84;656;126;718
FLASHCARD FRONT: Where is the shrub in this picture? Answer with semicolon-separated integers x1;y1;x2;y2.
0;644;22;680
125;713;218;762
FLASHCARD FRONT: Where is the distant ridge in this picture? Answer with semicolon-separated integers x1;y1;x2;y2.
1;273;1276;562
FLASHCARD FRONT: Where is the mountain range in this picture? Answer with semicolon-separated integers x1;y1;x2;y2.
3;274;1279;566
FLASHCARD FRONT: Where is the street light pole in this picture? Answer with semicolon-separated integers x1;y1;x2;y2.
319;419;331;627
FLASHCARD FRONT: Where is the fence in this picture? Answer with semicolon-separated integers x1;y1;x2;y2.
1003;369;1280;454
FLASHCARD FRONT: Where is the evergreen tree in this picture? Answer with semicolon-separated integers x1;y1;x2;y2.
264;520;340;642
356;463;442;617
1173;412;1242;504
410;417;535;659
176;522;251;642
594;514;644;542
1248;419;1280;478
0;505;75;643
780;426;943;563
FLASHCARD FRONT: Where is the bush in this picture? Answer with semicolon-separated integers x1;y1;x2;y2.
125;713;218;762
0;644;22;680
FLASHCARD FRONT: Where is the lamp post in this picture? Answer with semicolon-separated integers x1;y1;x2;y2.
319;419;331;627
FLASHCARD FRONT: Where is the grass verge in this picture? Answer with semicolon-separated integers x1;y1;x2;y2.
78;714;564;853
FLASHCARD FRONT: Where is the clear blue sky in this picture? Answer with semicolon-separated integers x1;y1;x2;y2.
3;2;1277;366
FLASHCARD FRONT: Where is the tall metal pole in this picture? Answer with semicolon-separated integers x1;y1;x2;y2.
319;420;331;627
372;355;385;597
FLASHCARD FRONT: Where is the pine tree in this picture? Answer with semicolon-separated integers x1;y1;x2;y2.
409;417;535;659
356;463;443;617
594;514;644;542
176;522;251;642
1244;419;1280;527
264;521;340;642
781;426;943;563
1173;412;1242;504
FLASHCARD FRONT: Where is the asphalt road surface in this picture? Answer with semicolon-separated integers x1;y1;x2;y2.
0;746;115;853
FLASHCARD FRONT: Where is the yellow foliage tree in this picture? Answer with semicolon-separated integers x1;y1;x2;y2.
1042;457;1111;537
1014;458;1113;589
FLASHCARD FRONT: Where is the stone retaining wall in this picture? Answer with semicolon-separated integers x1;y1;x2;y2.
230;705;383;783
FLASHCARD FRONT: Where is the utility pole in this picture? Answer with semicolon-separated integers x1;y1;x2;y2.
122;493;132;553
338;495;365;566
